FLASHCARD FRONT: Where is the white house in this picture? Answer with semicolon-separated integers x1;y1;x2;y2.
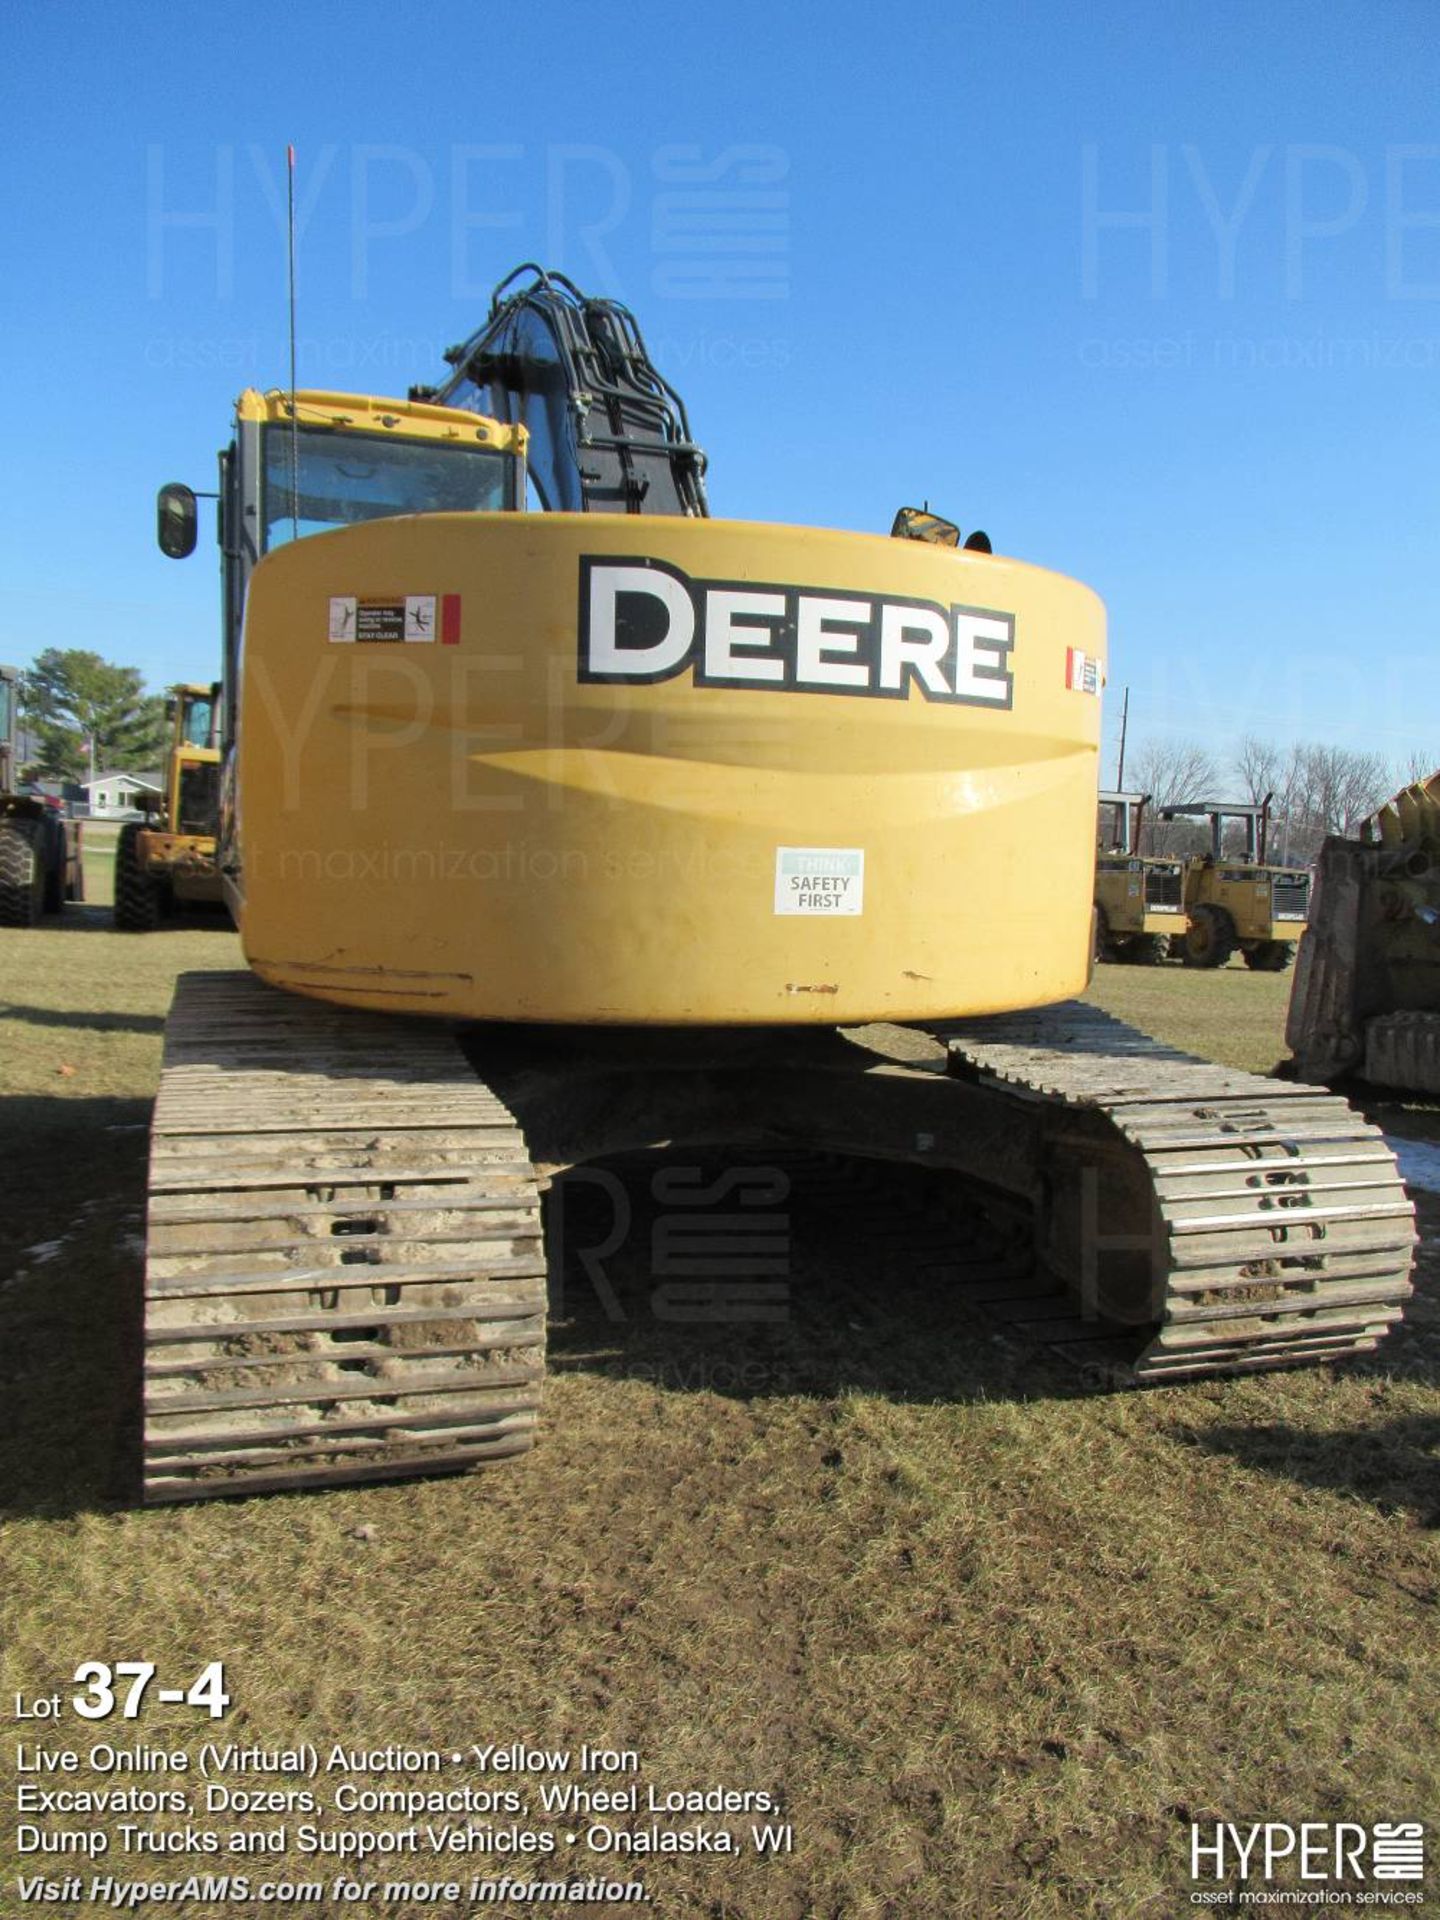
81;771;163;819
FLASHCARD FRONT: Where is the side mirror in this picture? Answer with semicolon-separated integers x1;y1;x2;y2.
157;483;198;559
890;506;960;547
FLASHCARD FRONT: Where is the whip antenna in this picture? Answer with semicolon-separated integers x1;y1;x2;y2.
287;143;300;540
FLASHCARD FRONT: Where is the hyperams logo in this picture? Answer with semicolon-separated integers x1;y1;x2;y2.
578;557;1015;707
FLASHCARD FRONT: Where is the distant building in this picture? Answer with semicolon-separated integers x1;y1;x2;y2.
80;771;163;819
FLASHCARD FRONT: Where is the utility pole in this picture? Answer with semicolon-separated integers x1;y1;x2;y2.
1115;686;1130;790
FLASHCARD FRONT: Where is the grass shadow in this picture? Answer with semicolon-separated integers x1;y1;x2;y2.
0;1002;167;1035
29;904;116;935
544;1149;1089;1411
0;1093;149;1520
1177;1415;1440;1527
35;904;234;937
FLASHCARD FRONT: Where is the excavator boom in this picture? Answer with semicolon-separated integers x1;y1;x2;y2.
420;263;708;517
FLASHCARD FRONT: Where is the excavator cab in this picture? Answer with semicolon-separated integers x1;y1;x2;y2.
222;391;526;744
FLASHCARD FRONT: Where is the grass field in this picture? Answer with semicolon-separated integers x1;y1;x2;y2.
1;879;1436;1917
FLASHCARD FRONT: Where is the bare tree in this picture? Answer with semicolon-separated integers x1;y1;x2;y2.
1394;749;1438;788
1128;737;1222;854
1296;744;1389;843
1270;742;1309;865
1233;734;1282;807
1118;734;1408;866
1228;735;1292;858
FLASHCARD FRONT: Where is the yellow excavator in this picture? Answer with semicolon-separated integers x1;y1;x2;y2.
144;265;1415;1503
113;682;223;930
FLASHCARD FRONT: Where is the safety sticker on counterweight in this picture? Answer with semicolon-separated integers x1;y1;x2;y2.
1065;646;1102;693
775;847;865;915
329;595;451;643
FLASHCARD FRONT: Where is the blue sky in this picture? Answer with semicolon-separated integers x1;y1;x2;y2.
3;0;1436;778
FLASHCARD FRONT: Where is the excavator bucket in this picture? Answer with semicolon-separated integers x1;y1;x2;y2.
1285;772;1440;1090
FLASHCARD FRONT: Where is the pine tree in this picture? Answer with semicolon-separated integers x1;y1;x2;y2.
19;650;167;780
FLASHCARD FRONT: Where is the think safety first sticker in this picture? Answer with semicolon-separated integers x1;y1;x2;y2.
1065;647;1102;694
329;595;462;644
775;847;865;916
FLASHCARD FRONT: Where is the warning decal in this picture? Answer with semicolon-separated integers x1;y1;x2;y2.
775;847;865;916
1065;647;1102;694
328;596;438;643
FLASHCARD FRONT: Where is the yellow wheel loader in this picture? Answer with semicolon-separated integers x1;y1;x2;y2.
1093;790;1184;964
113;682;223;930
1157;798;1310;969
0;664;84;926
141;265;1414;1503
1286;771;1440;1091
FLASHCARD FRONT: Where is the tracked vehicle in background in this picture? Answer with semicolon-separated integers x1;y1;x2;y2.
143;266;1415;1504
1286;771;1440;1092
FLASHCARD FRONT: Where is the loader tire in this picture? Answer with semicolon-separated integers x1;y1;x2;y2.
1182;905;1236;969
1245;940;1294;973
1132;933;1171;966
0;817;45;927
114;823;161;932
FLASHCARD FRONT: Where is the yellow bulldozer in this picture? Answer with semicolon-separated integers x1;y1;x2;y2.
1286;771;1440;1092
141;265;1414;1504
1156;797;1310;969
1093;790;1186;964
113;682;223;930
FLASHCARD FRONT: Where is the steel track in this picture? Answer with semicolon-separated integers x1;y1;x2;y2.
140;979;1417;1502
939;1003;1416;1383
143;973;545;1503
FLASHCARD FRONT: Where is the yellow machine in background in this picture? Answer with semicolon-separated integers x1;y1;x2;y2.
113;682;223;930
140;265;1413;1504
1093;790;1184;964
1157;798;1310;969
